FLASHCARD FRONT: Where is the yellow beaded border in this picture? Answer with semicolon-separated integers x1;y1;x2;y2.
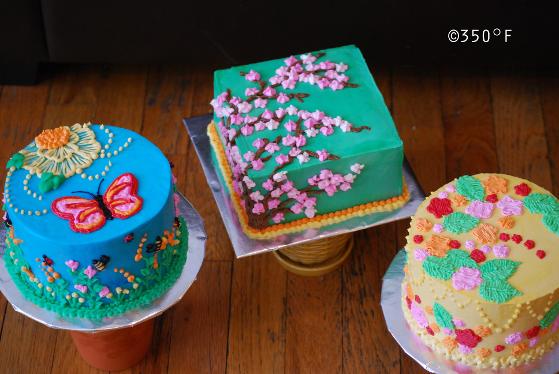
208;121;411;239
401;296;559;369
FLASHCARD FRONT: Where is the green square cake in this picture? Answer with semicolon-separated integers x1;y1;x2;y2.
209;45;408;238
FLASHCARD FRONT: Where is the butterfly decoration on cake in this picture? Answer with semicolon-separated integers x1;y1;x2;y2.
51;173;143;233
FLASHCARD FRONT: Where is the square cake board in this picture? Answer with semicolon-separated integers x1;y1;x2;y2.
185;114;425;258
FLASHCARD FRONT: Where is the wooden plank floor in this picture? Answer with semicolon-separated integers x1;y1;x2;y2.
0;64;557;374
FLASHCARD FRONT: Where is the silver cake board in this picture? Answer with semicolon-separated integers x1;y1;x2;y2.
184;114;425;258
381;250;559;374
0;193;206;332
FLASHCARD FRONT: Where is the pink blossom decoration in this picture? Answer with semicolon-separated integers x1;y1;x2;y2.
493;244;510;258
74;284;88;293
459;345;473;354
251;159;264;170
254;122;266;131
262;179;274;191
465;200;494;219
284;56;298;66
317;149;329;161
240;125;253;136
243;151;255;161
480;245;491;254
252;138;265;149
411;302;429;328
262;86;276;97
350;163;364;174
445;184;456;193
290;203;303;214
465;240;475;250
453;319;465;328
237;101;252;113
340;182;351;191
65;260;79;272
271;188;283;198
249;191;264;202
230;114;243;125
433;223;444;233
272;212;285;223
245;87;259;96
282;134;296;146
284;120;297;132
266;120;279;130
272;171;287;182
294;135;306;147
276;154;289;165
330;80;344;91
304;207;316;218
265;142;280;154
254;98;267;108
286;105;298;115
268;199;280;209
320;126;334;136
496;195;523;216
242;176;256;188
245;70;261;81
414;248;428;261
252;203;265;215
99;287;110;298
505;332;522;345
84;266;97;279
275;108;286;119
262;109;274;120
297;152;310;164
529;338;539;347
451;267;482;290
281;180;294;192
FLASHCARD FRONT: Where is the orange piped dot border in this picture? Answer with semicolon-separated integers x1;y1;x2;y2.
207;122;410;239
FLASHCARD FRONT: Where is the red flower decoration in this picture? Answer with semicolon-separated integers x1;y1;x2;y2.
455;329;482;348
413;235;424;244
511;234;523;244
524;240;535;249
525;326;540;339
514;183;531;197
536;250;546;259
470;249;486;263
486;194;498;203
494;345;505;352
449;240;461;249
499;233;510;242
426;326;435;336
426;197;453;219
405;296;412;310
414;295;422;304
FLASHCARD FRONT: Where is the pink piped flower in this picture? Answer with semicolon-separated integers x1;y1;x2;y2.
433;223;444;233
262;86;276;97
99;286;110;298
271;188;283;198
276;93;290;104
74;284;88;293
282;134;296;146
272;212;285;223
316;149;329;162
304;207;316;218
245;70;261;81
262;109;274;120
245;87;259;96
267;199;280;209
505;332;522;345
282;79;296;90
272;171;287;182
84;266;97;279
459;345;473;354
249;191;264;202
438;191;449;199
251;159;264;171
252;203;265;215
284;120;297;132
330;80;344;91
281;181;294;192
254;122;266;131
411;302;428;328
496;195;523;216
453;319;465;328
265;142;280;154
414;248;428;261
276;154;289;165
269;75;282;85
340;182;351;192
237;101;252;113
262;179;274;191
243;151;255;161
480;245;491;254
294;135;306;148
289;147;301;157
451;267;482;291
253;138;265;149
350;163;364;174
254;98;267;108
324;185;337;196
284;56;298;66
320;126;334;136
65;260;79;272
493;244;510;258
290;203;303;214
240;125;253;136
275;108;286;119
465;200;494;219
230;114;243;125
465;240;475;250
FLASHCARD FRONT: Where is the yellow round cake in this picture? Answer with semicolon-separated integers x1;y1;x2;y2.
402;173;559;369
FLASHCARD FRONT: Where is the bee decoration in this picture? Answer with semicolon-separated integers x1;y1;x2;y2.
42;254;54;267
92;255;110;271
173;217;181;229
146;236;166;254
4;213;12;228
169;161;175;169
123;232;134;243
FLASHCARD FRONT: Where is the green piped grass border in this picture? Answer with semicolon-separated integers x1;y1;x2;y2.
3;217;188;320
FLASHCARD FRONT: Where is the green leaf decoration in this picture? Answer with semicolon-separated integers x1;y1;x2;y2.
423;256;454;280
447;250;479;269
524;193;559;215
479;280;521;303
456;175;485;201
433;302;455;330
540;302;559;328
6;152;25;170
480;259;520;282
444;212;480;234
39;172;66;193
543;212;559;235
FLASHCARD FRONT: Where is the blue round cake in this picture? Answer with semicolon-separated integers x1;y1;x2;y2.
2;123;188;319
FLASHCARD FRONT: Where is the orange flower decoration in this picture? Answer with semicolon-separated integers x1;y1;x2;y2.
415;218;433;232
452;194;468;207
429;323;440;334
474;325;492;337
442;336;457;352
477;348;492;359
483;175;508;194
472;223;499;244
424;305;434;315
35;126;71;150
406;283;414;299
426;235;451;257
498;216;515;229
512;342;528;356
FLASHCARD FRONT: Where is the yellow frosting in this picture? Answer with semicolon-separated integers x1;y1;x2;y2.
402;173;559;369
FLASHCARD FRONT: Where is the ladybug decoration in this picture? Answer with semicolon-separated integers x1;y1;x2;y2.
146;236;164;254
123;232;134;243
42;254;54;267
174;217;181;229
92;255;110;271
3;213;12;228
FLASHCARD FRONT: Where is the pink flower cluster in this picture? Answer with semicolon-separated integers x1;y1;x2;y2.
268;53;351;91
307;168;357;196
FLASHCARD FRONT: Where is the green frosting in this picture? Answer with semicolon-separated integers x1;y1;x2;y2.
38;172;66;193
524;193;559;236
4;217;189;320
6;153;24;170
479;280;521;304
443;212;480;234
543;213;559;235
447;250;479;269
433;302;455;330
423;256;455;280
456;175;485;201
540;302;559;328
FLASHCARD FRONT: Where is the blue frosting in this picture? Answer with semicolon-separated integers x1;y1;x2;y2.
5;124;175;293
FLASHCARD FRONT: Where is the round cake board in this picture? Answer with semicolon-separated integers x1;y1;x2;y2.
0;193;206;369
381;250;559;374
